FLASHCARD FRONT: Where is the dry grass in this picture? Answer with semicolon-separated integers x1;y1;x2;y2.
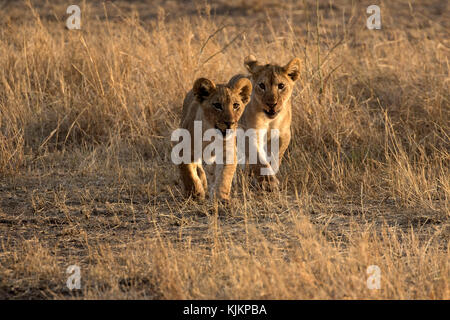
0;0;448;299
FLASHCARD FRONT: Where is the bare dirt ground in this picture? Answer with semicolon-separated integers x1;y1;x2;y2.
0;0;449;299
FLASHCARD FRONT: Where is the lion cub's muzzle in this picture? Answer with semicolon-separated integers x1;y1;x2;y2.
215;121;236;137
263;102;281;119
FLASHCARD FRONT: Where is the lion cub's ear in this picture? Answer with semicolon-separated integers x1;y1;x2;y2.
283;57;301;82
231;77;252;105
244;55;261;74
193;78;216;102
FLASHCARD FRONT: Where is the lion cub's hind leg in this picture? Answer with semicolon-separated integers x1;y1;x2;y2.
180;163;207;200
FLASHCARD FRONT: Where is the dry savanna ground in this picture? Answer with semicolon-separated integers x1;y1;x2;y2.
0;0;449;299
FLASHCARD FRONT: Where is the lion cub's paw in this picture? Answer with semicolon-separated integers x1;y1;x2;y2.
258;175;280;192
212;193;231;206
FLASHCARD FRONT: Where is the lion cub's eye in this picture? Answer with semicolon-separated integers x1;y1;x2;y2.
278;83;285;90
233;103;240;110
213;103;223;111
258;83;265;90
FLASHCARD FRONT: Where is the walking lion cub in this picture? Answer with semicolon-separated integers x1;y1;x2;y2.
178;76;252;202
238;55;301;190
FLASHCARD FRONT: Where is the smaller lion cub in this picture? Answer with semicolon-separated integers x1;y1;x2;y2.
178;76;252;202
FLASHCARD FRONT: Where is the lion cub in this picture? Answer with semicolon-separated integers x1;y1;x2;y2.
178;76;252;201
238;55;301;190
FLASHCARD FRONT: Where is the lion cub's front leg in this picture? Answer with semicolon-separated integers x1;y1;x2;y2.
179;163;207;200
211;140;238;202
251;160;280;192
248;132;280;191
255;129;291;191
210;162;237;202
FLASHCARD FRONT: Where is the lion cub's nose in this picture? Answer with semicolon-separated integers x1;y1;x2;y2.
266;102;277;109
224;121;235;129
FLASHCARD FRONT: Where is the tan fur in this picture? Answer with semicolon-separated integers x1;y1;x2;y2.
178;76;252;201
237;55;301;190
